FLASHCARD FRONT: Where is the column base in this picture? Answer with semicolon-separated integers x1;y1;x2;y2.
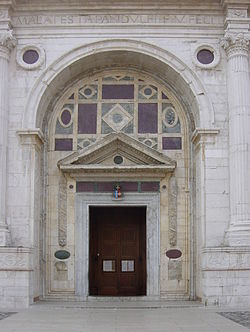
225;223;250;246
0;225;11;247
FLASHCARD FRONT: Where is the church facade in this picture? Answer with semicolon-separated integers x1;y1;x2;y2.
1;0;250;308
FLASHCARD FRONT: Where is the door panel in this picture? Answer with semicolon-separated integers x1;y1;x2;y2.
89;206;146;296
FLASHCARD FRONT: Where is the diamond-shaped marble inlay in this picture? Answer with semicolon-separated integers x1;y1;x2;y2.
79;85;97;99
139;85;157;99
102;104;133;132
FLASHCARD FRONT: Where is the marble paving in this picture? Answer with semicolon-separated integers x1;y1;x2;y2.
0;312;16;320
218;312;250;330
0;303;250;332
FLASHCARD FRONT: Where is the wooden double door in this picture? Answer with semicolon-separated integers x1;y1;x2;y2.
89;206;146;296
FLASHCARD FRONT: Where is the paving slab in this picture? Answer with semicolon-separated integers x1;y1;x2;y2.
0;301;249;332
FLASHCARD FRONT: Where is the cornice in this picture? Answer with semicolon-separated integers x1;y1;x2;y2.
12;0;222;12
221;0;250;6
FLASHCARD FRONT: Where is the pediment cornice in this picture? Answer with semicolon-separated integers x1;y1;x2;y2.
58;133;176;179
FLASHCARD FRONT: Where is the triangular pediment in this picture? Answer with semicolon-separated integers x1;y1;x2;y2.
58;133;176;178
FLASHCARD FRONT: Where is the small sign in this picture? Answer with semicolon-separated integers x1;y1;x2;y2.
166;249;182;259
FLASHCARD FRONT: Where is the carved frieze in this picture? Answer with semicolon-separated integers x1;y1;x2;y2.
0;252;30;269
58;174;67;247
227;8;247;19
168;175;178;247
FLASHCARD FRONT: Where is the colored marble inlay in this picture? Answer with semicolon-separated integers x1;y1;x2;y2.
197;49;214;65
102;85;134;99
78;104;97;134
141;182;159;192
76;182;95;192
23;49;39;64
77;182;139;193
61;109;71;126
119;182;138;192
162;137;182;150
98;182;114;192
138;103;158;133
55;138;73;151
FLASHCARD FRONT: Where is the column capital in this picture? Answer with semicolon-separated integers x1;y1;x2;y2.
221;32;249;57
0;29;16;51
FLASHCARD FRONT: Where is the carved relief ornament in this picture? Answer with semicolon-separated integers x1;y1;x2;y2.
221;33;249;57
227;8;247;19
0;29;17;51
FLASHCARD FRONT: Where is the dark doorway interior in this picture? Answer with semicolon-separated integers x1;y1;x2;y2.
89;206;146;296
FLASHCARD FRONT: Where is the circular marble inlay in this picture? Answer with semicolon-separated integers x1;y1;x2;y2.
114;155;124;164
197;49;214;65
144;88;152;95
54;250;70;260
82;140;91;147
112;113;123;123
163;107;178;128
23;49;39;64
165;108;176;126
84;88;92;96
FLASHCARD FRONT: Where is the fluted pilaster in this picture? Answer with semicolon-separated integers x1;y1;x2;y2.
221;32;250;246
0;29;16;246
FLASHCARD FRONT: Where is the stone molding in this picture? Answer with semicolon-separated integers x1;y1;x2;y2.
192;44;220;69
75;192;160;298
221;32;249;58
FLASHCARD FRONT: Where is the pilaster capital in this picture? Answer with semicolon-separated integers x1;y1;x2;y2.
17;128;45;150
221;32;249;57
191;128;220;151
0;29;16;51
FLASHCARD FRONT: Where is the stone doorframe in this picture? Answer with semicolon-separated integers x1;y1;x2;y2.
75;192;160;299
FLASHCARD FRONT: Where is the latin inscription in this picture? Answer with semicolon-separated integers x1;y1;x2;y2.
12;14;223;27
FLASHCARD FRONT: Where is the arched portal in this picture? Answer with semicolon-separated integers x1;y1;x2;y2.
19;40;216;301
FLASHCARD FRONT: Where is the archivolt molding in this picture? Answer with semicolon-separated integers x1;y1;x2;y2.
22;39;215;131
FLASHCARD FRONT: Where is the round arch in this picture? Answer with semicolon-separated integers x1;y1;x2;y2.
22;39;215;131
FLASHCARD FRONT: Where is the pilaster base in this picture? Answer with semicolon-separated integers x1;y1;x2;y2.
0;225;10;247
225;223;250;246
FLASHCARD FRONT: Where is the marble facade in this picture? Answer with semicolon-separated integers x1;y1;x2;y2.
0;0;250;309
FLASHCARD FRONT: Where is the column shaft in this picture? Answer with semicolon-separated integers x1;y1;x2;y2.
222;33;250;245
0;30;16;246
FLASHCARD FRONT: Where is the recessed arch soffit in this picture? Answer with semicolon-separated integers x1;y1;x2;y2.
22;39;215;131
